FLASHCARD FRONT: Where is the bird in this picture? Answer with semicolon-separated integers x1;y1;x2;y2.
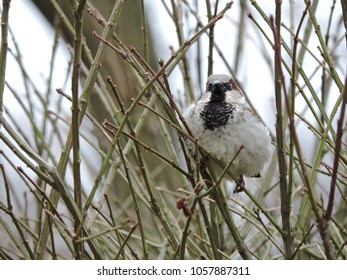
184;74;272;192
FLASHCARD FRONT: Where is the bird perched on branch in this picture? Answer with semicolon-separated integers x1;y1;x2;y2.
184;74;272;192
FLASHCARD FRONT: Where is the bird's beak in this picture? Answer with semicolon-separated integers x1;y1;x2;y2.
211;80;225;94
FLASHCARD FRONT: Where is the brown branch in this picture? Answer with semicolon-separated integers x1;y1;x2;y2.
325;74;347;220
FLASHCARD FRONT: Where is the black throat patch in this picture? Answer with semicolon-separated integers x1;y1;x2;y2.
200;102;235;130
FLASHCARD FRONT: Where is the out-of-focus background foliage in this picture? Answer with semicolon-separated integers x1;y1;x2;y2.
0;0;346;259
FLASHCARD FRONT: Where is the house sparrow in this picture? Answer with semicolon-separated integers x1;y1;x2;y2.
184;74;272;192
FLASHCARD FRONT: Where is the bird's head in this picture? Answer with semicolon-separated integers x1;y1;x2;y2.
205;74;244;103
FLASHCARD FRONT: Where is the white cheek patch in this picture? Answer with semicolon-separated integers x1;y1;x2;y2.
225;90;245;103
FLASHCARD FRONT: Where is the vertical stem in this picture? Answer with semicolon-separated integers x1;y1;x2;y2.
206;0;217;76
272;1;292;259
140;0;149;61
273;2;287;193
0;0;11;127
324;75;347;222
71;0;86;259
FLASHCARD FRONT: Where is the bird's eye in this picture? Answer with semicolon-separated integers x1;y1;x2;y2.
207;84;212;92
224;83;232;91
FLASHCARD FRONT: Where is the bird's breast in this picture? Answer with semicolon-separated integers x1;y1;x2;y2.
200;102;235;130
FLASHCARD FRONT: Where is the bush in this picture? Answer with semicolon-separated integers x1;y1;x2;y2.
0;0;346;260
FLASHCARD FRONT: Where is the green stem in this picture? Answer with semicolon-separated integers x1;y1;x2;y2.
71;0;86;259
0;0;11;126
271;3;291;258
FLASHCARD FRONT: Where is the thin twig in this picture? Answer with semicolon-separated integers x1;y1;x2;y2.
0;165;35;259
114;223;138;260
17;166;64;223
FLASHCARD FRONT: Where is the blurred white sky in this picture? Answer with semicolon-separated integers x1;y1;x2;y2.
5;0;71;131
